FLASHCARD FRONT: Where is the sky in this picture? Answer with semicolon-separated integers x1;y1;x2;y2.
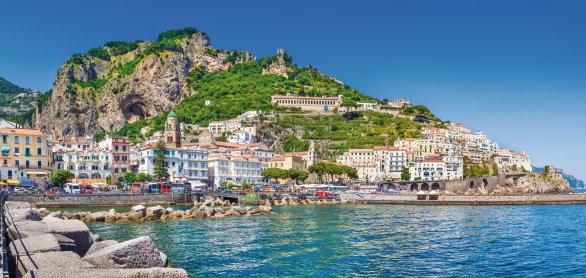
1;0;585;180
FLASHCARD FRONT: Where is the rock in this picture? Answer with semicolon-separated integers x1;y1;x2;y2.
258;206;272;213
52;234;77;253
192;211;206;218
5;201;31;210
42;217;94;256
146;205;164;220
15;251;94;278
131;205;146;216
36;208;50;218
90;233;101;242
85;240;118;256
159;252;168;267
8;221;50;241
6;209;42;226
82;236;164;269
9;234;61;255
63;211;73;219
23;267;188;278
47;211;63;218
89;212;106;222
165;207;174;214
127;211;144;221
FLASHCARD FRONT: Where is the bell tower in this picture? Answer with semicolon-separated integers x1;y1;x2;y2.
164;111;181;148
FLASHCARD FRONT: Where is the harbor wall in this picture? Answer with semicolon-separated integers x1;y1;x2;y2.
6;193;194;207
340;193;586;205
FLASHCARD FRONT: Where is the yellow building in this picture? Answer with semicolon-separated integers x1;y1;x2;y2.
268;154;306;170
0;128;52;181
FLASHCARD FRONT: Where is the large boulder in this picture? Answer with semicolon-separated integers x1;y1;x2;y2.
8;221;50;241
9;234;61;255
14;251;94;278
36;208;51;218
5;201;31;210
6;209;42;226
42;217;94;256
85;240;118;256
23;267;188;278
145;205;164;220
82;236;165;269
131;205;146;216
89;212;106;222
127;211;144;221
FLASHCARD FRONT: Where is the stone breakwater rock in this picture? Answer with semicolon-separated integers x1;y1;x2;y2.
82;236;165;269
6;208;42;226
145;205;164;220
9;234;62;255
23;267;188;278
41;217;94;256
15;251;94;278
131;205;146;216
5;202;188;277
5;201;32;210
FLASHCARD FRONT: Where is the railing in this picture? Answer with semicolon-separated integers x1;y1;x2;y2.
0;191;9;277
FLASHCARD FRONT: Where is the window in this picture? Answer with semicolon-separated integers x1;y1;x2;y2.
25;137;30;144
37;161;41;168
122;156;127;161
115;146;119;151
114;168;119;173
114;156;119;162
122;168;127;173
14;136;19;144
1;135;7;144
37;137;41;143
37;148;42;156
123;146;127;151
15;147;19;154
25;148;31;156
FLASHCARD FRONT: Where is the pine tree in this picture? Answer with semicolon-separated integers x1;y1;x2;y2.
153;141;170;181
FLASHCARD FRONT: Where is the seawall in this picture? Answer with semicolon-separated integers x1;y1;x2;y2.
7;193;194;207
340;193;586;205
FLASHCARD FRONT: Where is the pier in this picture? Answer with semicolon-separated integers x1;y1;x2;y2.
340;193;586;205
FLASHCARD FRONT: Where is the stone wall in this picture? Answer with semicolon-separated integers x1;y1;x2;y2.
7;193;193;207
444;176;508;193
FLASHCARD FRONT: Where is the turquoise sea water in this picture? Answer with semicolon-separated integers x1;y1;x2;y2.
85;204;586;277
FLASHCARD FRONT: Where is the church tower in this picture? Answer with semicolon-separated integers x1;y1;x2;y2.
164;111;181;148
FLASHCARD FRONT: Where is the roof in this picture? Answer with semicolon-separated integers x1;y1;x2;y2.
0;128;44;136
373;146;401;151
168;111;177;117
348;149;374;152
270;156;286;162
214;142;263;148
422;159;444;163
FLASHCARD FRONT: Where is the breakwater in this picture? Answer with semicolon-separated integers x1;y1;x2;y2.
4;201;188;277
340;193;586;205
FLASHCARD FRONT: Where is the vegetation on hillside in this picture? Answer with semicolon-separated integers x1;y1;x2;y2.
274;111;423;151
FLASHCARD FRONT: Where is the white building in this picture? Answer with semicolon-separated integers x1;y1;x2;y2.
494;149;532;172
54;149;112;179
228;130;254;144
337;147;406;181
409;159;445;181
207;154;267;189
138;145;209;185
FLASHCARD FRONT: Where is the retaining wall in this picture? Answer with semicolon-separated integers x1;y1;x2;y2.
340;193;586;205
7;193;194;207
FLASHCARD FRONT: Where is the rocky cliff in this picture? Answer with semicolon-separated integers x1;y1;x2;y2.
34;28;254;139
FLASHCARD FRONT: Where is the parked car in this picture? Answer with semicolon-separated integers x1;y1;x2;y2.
5;188;15;195
64;183;81;194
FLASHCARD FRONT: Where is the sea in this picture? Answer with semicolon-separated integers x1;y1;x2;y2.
84;204;586;277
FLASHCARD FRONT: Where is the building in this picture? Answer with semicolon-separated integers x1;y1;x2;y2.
111;137;131;182
268;154;306;170
228;130;254;144
54;149;111;180
494;149;532;172
337;147;406;182
208;121;226;134
164;111;181;148
271;94;342;112
357;102;378;110
409;159;445;182
138;145;209;185
0;119;20;128
0;128;52;181
387;98;412;108
207;154;267;189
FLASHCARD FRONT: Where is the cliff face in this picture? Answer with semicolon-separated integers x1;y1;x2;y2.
34;32;253;139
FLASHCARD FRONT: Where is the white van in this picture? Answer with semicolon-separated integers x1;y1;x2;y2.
64;183;81;194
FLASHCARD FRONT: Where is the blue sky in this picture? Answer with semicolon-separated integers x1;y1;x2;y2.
1;0;585;180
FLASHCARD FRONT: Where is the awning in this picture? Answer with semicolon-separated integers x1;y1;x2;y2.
25;172;50;175
1;146;9;152
7;179;20;185
0;182;6;186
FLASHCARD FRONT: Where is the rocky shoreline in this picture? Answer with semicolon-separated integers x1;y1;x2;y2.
4;201;188;278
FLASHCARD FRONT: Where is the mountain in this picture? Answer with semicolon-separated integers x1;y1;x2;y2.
0;76;40;119
35;27;377;140
532;166;585;189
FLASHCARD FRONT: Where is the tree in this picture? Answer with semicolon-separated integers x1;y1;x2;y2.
241;180;252;189
308;163;326;183
51;169;71;187
286;168;310;185
401;167;411;181
136;172;153;182
153;141;170;181
262;168;288;184
123;171;137;184
106;175;112;185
